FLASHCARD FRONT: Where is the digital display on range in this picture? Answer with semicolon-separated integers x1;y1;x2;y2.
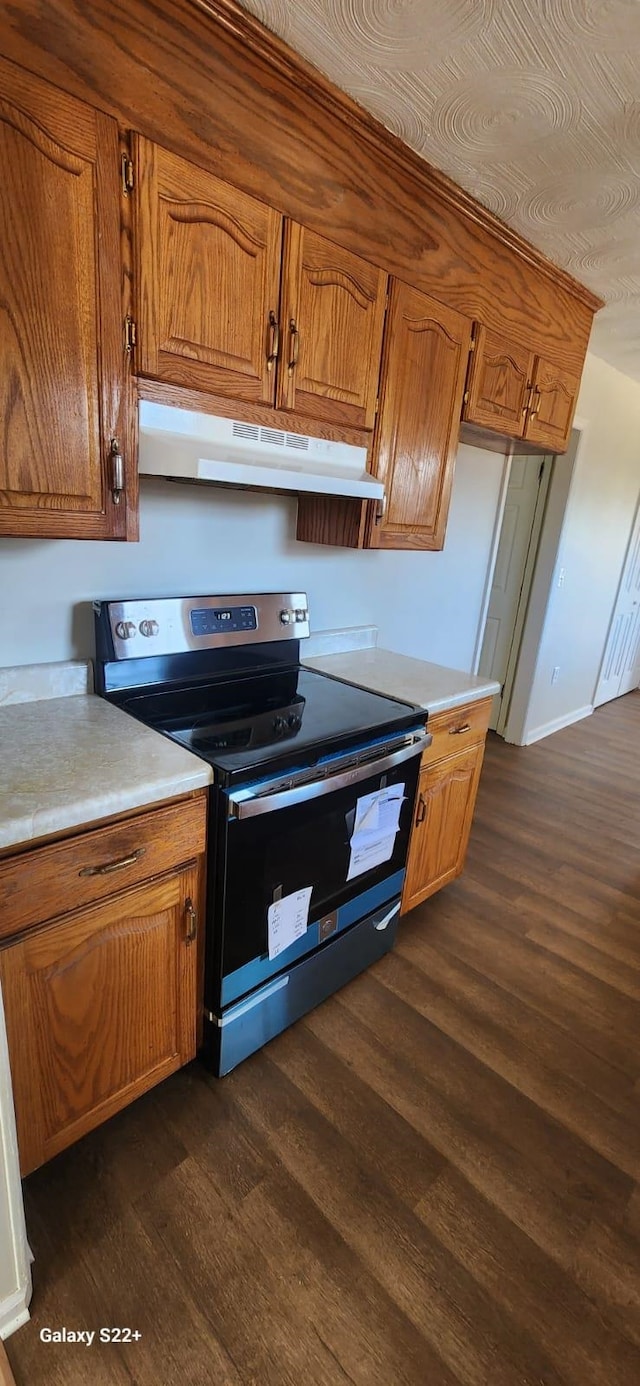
190;605;257;637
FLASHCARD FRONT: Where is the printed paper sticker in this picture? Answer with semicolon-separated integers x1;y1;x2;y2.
347;783;405;882
267;886;313;961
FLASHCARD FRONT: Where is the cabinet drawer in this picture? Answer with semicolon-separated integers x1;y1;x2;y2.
422;698;492;766
0;794;207;942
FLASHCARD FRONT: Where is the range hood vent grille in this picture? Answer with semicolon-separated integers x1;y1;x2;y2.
231;419;310;453
138;401;384;501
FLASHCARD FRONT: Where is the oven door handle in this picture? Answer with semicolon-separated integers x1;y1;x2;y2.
226;733;431;819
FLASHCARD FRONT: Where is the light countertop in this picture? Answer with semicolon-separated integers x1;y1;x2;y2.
0;696;212;854
303;647;500;715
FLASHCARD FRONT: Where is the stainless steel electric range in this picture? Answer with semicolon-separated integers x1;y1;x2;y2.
94;592;430;1074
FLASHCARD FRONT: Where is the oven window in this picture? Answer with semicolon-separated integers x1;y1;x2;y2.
220;755;420;979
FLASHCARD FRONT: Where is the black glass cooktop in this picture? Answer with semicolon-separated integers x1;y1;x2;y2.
119;666;422;783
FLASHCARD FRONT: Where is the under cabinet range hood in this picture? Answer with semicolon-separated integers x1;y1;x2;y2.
138;401;384;501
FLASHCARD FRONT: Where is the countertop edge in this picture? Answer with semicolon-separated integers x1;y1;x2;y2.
0;768;212;856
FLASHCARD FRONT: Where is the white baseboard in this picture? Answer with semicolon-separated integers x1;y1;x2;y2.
0;1283;31;1341
523;704;594;745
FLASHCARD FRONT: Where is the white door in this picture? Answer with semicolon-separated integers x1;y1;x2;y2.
595;500;640;705
478;455;550;729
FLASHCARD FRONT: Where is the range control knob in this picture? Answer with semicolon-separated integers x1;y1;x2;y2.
279;609;292;625
273;716;287;736
139;619;159;638
287;714;301;732
295;608;308;623
114;620;137;641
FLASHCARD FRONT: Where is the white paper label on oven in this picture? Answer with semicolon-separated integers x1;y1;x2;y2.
347;783;405;882
267;886;313;961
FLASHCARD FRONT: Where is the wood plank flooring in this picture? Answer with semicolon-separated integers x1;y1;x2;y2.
6;691;640;1386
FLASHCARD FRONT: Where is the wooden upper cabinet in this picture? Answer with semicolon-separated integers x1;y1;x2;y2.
0;57;132;539
134;136;283;404
369;281;472;550
277;223;388;429
524;357;580;452
463;326;534;437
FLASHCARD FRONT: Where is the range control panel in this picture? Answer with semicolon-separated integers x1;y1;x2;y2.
96;593;310;660
190;605;257;637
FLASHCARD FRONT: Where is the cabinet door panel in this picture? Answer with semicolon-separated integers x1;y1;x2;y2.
1;869;198;1175
524;357;579;452
370;282;471;550
277;222;387;428
463;326;534;437
401;744;484;913
135;137;282;404
0;57;131;538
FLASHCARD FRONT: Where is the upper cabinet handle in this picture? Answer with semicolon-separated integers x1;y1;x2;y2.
287;319;300;375
266;310;280;370
529;386;541;420
522;382;534;416
109;438;125;506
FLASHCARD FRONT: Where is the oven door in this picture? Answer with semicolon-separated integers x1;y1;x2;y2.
212;734;427;1008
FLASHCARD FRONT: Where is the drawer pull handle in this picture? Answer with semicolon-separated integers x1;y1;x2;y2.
79;847;145;877
415;794;427;826
185;898;197;943
449;723;471;735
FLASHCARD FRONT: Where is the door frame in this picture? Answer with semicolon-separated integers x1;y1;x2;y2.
471;442;514;675
495;455;553;735
472;418;588;744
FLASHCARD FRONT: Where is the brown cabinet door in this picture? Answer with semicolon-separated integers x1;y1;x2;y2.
277;222;388;429
134;137;283;404
524;357;579;452
401;744;484;913
369;281;472;550
463;326;534;437
0;868;199;1175
0;57;132;539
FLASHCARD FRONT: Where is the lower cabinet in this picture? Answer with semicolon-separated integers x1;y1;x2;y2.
0;796;206;1176
401;699;491;914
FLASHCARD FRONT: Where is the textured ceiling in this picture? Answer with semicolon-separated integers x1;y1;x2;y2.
237;0;640;382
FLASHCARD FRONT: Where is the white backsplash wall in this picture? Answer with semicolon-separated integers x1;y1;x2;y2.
0;443;505;672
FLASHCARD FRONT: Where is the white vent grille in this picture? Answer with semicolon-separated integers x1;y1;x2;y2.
285;433;309;450
259;427;286;446
232;421;260;441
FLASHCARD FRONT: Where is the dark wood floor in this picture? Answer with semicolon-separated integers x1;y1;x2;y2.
7;692;640;1386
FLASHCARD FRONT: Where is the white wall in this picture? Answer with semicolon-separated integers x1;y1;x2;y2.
0;442;505;672
511;354;640;742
